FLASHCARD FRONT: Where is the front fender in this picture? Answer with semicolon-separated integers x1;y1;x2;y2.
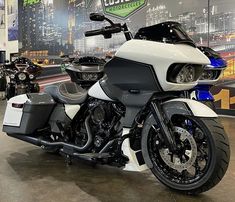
162;98;218;119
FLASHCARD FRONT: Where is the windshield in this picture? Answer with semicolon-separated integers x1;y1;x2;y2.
134;21;196;47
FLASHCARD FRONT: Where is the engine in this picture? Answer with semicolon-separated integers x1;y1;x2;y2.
73;99;124;152
89;100;124;151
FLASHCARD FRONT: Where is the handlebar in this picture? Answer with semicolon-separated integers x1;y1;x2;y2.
85;13;133;41
85;25;122;38
85;29;104;37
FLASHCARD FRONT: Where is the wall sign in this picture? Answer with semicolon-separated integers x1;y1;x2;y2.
101;0;148;19
212;86;235;110
23;0;40;7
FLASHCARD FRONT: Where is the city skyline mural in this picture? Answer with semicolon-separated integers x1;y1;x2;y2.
0;0;5;29
8;0;18;40
18;0;235;76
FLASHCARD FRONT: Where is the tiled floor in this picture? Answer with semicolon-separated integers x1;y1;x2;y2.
0;100;234;202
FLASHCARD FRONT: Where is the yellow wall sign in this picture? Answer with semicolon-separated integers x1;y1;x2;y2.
212;87;235;110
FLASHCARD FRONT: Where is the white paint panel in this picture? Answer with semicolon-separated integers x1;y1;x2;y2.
165;98;218;117
88;81;113;101
121;128;148;172
3;94;28;127
64;104;80;120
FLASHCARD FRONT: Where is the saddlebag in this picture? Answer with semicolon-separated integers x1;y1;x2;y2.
3;93;55;134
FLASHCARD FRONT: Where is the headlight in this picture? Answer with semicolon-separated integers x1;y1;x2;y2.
167;64;203;84
176;65;195;83
200;70;221;80
29;74;34;79
18;73;27;81
82;73;98;81
10;74;15;79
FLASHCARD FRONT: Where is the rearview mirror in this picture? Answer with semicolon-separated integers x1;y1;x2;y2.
90;13;105;21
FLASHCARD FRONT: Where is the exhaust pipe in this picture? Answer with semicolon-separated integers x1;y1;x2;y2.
7;133;89;152
7;116;94;153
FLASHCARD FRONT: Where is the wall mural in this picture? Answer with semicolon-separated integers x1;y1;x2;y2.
0;0;5;29
8;0;18;41
18;0;235;111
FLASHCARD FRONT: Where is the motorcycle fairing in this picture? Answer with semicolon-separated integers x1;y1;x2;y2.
115;39;210;91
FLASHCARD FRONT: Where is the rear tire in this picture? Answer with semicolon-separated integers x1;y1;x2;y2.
142;115;230;194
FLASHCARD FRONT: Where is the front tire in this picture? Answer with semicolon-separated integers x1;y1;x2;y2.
202;101;216;111
142;115;230;194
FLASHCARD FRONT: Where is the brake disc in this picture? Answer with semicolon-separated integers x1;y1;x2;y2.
159;127;197;173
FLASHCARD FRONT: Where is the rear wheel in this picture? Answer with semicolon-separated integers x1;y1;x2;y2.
143;115;230;194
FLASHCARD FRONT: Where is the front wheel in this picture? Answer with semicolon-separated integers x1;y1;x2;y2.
201;101;216;111
142;115;230;194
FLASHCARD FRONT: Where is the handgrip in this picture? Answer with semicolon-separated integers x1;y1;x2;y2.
85;29;103;37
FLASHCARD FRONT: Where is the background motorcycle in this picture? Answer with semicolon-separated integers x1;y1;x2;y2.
3;13;230;195
5;57;42;99
190;46;227;109
0;64;7;99
62;55;105;89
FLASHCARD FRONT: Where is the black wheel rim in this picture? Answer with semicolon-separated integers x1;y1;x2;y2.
148;115;212;185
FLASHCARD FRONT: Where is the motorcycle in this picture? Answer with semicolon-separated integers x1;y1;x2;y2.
5;57;42;100
190;46;227;109
0;64;7;99
62;55;105;89
3;13;230;194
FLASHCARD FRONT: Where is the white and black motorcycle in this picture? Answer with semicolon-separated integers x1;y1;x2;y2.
3;13;230;194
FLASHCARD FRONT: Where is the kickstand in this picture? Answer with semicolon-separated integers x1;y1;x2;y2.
65;155;72;166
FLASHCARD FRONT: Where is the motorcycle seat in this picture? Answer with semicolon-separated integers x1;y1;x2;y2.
44;82;87;104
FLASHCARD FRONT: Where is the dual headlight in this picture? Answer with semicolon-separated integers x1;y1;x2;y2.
167;63;204;84
17;73;34;81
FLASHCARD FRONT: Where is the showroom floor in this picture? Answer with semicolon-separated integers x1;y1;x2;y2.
0;100;234;202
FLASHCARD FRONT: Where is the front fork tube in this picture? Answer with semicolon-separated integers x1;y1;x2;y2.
150;101;176;152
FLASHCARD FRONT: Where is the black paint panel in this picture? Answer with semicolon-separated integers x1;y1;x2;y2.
104;57;162;92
